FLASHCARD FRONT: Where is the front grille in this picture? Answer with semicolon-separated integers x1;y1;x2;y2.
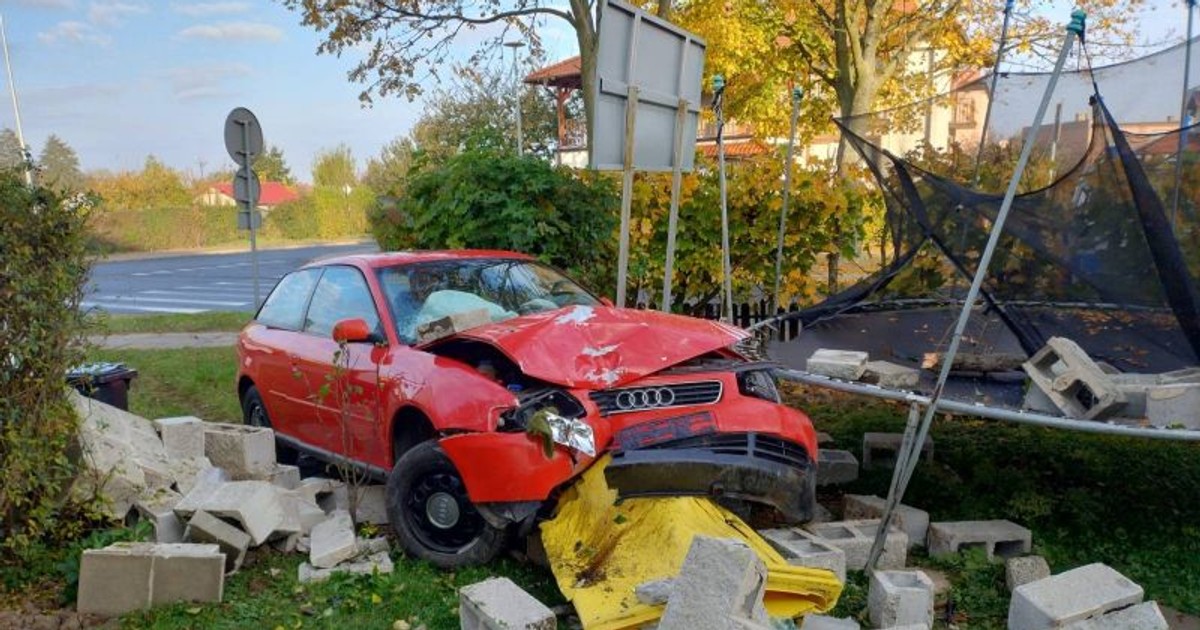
589;380;722;415
640;432;810;469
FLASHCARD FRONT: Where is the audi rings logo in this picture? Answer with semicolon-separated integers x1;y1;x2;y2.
614;387;676;411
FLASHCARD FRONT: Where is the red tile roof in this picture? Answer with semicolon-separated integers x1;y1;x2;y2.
524;56;582;90
213;181;300;206
698;140;770;159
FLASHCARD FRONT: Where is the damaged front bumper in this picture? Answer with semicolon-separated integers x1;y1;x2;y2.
603;432;816;522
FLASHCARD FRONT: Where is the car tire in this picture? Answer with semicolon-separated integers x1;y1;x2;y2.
241;385;299;465
387;440;504;569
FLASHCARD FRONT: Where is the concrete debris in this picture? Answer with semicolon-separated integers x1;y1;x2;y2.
804;520;907;571
758;528;847;582
861;432;934;469
282;491;328;535
182;480;297;546
202;423;276;479
310;510;358;569
332;484;389;524
133;488;185;543
165;454;215;496
459;576;557;630
358;537;391;556
634;578;674;606
264;463;301;490
297;477;344;513
1008;563;1144;630
1145;384;1200;429
173;467;231;518
77;542;224;617
799;614;860;630
841;494;929;549
152;416;206;460
927;520;1031;560
868;570;934;629
659;536;769;630
806;349;869;380
298;551;394;584
861;360;920;389
1006;555;1051;593
1060;601;1169;630
1023;337;1126;420
184;510;252;574
815;449;859;486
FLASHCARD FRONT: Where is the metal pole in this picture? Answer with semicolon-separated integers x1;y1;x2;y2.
866;10;1086;571
1171;0;1196;227
616;85;639;307
662;98;688;312
0;14;31;186
714;75;733;323
773;86;804;317
504;41;525;156
972;0;1016;188
242;122;261;308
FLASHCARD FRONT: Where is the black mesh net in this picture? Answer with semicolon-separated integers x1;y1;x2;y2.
776;40;1200;379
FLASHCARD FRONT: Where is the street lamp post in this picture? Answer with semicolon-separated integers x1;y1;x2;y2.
503;41;525;156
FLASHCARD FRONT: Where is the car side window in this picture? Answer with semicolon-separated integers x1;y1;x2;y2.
303;266;381;338
256;268;321;331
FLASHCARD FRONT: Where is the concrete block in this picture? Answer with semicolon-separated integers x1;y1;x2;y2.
1146;384;1200;429
166;455;214;496
283;492;328;535
927;520;1031;560
184;511;252;573
862;432;934;469
804;520;907;571
332;484;389;524
298;551;393;583
868;570;934;629
310;510;358;569
1023;337;1126;420
297;477;344;513
1060;601;1168;629
660;536;769;630
816;449;859;486
202;422;276;478
1023;384;1062;415
842;494;929;549
134;489;185;543
1006;555;1051;592
799;614;859;630
861;360;920;389
153;416;206;460
267;464;301;490
77;542;224;616
816;431;834;444
173;467;230;518
758;528;846;582
459;576;557;630
807;349;869;380
188;480;296;546
357;537;390;556
1008;563;1144;630
634;578;673;606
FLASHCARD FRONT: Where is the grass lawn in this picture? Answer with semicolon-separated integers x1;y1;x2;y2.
92;347;242;423
90;311;251;335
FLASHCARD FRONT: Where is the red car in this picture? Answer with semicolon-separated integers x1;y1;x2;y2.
236;251;819;567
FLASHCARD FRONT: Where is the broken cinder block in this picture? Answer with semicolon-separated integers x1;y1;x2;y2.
1060;601;1168;629
152;416;206;460
459;576;557;630
862;432;933;469
842;494;929;549
927;520;1031;560
298;551;394;583
660;536;769;630
203;423;276;479
309;510;358;569
868;570;934;629
806;349;869;380
185;480;296;546
1023;337;1126;420
1008;563;1144;630
861;360;920;389
759;528;846;582
1146;384;1200;429
803;520;907;571
816;449;859;486
77;542;224;617
184;510;252;574
134;489;185;543
1006;555;1051;592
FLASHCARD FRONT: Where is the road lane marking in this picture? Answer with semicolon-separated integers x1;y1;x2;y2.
95;295;249;307
82;301;208;314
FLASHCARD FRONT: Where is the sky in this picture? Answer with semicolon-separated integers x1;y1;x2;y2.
0;0;1186;184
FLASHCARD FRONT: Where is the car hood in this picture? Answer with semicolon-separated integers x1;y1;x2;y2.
427;305;749;389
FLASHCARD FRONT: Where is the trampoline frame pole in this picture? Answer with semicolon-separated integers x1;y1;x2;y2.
866;11;1087;571
714;74;734;323
1172;0;1197;227
972;0;1015;188
773;86;804;318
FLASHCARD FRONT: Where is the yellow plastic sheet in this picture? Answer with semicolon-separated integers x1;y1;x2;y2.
541;457;843;630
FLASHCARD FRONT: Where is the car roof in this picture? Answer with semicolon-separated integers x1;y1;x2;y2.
302;249;536;270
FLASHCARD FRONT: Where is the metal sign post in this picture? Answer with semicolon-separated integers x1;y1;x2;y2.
616;85;640;308
713;75;733;323
224;107;264;308
773;86;804;317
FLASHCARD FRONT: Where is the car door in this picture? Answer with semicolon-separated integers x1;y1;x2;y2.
247;267;322;442
292;265;388;461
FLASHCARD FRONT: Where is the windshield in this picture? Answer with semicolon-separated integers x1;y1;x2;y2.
376;258;600;344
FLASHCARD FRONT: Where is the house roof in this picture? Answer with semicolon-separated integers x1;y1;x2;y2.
524;56;582;90
212;181;300;206
698;140;770;159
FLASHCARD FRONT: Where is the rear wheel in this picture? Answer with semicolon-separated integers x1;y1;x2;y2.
241;385;298;465
386;440;504;568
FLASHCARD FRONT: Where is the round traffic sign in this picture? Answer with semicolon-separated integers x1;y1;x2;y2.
224;107;264;166
233;167;261;207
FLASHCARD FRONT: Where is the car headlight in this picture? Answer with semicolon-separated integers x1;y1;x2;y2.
543;411;597;457
738;369;781;403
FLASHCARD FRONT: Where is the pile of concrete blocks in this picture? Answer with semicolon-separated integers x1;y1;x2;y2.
842;495;929;550
862;432;934;469
806;349;921;390
1009;562;1167;629
759;527;847;582
801;520;908;571
459;577;557;630
927;520;1031;560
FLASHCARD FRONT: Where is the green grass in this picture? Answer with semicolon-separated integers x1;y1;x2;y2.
90;311;250;335
91;347;242;423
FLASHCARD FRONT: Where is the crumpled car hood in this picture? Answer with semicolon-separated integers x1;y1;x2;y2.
430;305;748;389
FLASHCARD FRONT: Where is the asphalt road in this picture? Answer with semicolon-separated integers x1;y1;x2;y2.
85;241;378;314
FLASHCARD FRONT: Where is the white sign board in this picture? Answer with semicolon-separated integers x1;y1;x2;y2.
591;0;706;172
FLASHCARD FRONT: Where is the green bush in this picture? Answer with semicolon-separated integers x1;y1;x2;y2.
370;150;618;292
89;205;241;251
263;197;319;241
0;172;94;565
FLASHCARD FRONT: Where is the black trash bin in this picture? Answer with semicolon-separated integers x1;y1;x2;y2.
66;362;138;411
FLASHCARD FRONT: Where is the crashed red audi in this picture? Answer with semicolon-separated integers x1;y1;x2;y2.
236;251;819;567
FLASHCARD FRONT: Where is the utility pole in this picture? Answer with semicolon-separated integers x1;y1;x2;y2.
0;14;31;185
504;41;526;156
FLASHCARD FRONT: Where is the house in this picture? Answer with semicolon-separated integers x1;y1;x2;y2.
197;181;301;210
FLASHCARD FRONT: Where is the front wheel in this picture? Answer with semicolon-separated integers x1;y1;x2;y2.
386;440;505;568
240;384;298;465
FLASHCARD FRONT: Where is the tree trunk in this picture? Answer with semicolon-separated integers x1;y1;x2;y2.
657;0;672;19
570;1;599;165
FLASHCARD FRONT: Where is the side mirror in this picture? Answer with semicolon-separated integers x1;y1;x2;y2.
332;318;379;344
600;297;615;307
